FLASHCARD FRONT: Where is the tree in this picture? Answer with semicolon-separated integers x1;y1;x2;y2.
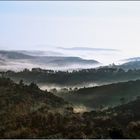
29;82;39;90
120;97;126;105
109;128;124;139
19;80;24;86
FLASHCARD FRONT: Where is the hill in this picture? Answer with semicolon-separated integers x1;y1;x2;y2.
0;77;68;110
0;50;100;70
0;51;34;59
0;77;70;137
59;80;140;109
120;60;140;70
0;77;140;138
4;67;140;86
31;56;99;66
82;97;140;138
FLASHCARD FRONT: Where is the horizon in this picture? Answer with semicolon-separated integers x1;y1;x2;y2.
0;1;140;64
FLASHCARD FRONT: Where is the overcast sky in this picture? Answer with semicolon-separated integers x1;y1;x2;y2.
0;1;140;59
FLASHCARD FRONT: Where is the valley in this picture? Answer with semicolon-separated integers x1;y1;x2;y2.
1;50;140;138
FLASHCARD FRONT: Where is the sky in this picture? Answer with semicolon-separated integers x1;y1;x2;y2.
0;1;140;62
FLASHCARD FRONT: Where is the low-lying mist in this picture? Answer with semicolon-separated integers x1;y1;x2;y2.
39;82;99;92
38;79;140;112
0;59;100;71
1;47;139;73
0;49;128;72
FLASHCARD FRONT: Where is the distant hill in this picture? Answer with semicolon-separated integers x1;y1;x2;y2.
0;51;34;59
32;56;99;66
119;57;140;70
18;50;63;56
0;50;100;70
120;60;140;70
123;57;140;62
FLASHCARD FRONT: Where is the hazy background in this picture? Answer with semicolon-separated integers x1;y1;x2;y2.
0;1;140;64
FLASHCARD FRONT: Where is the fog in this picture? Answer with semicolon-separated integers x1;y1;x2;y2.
73;105;92;113
53;47;124;65
0;59;102;72
0;48;123;72
21;47;125;65
0;59;41;72
39;82;99;92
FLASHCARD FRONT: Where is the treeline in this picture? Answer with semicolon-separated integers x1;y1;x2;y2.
2;67;140;85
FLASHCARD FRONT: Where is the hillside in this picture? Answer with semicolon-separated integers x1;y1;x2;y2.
59;80;140;109
0;77;68;110
120;60;140;70
82;97;140;138
0;77;70;138
0;77;140;138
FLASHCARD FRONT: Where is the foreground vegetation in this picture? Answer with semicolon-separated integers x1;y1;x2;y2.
0;77;140;138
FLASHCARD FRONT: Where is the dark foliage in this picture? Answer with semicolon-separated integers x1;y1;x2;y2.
3;67;140;86
59;79;140;109
0;77;140;138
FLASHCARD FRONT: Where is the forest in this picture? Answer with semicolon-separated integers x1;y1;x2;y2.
3;66;140;86
0;67;140;138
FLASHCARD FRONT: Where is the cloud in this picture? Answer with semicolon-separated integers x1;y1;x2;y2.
58;47;119;52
